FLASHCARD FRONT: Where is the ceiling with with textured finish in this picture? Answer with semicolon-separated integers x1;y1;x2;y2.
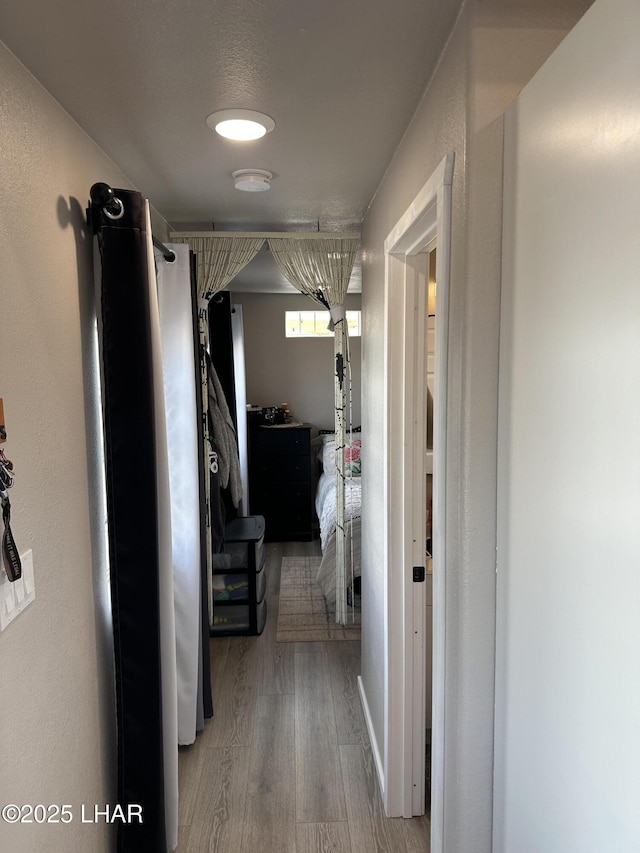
0;0;464;290
0;0;461;230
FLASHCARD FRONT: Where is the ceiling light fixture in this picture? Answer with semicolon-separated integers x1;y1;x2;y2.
206;109;275;141
232;169;273;192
